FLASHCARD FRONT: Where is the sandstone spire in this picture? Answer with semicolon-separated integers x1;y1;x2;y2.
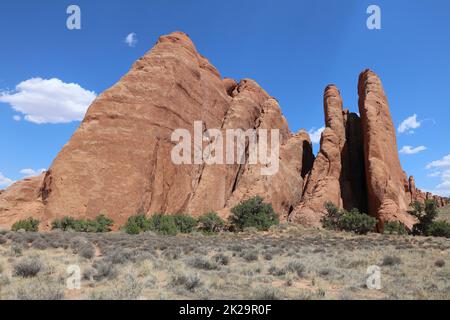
290;85;346;227
358;69;416;229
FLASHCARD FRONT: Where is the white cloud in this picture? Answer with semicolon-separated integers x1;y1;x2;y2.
20;168;46;178
0;78;96;124
13;115;21;121
399;145;427;155
426;154;450;169
125;33;138;47
308;127;325;144
398;114;421;134
0;172;13;188
426;155;450;197
427;171;441;178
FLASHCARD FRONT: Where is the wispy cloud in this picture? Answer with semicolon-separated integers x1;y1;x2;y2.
399;145;426;155
426;154;450;169
0;172;13;188
0;78;96;124
20;168;46;178
398;114;421;134
308;127;325;144
125;33;138;47
426;155;450;197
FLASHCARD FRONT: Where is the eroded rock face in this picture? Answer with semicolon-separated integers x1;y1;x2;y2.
358;70;416;229
0;32;314;228
290;85;346;227
0;174;45;229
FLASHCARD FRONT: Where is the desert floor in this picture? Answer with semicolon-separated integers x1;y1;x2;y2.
0;208;449;300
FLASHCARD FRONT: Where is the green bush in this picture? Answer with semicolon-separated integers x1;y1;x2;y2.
51;215;113;233
93;215;114;232
321;203;376;235
321;202;342;230
123;214;151;234
229;196;279;231
198;211;224;233
410;200;439;236
148;214;178;236
383;221;408;235
11;218;40;232
426;221;450;238
339;209;377;235
173;214;197;233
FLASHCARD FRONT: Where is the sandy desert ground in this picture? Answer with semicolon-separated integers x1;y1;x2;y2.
1;208;449;301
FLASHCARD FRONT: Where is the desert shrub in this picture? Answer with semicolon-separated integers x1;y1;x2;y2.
322;203;376;235
242;250;259;262
31;238;49;250
93;261;117;281
410;200;439;236
339;209;377;234
124;214;151;234
93;214;114;232
11;218;40;232
13;257;42;278
10;243;23;256
78;244;96;259
51;216;76;231
51;215;113;233
426;221;450;238
284;260;305;277
91;274;142;300
106;249;134;264
163;247;183;260
171;273;202;292
384;221;408;235
229;196;279;231
83;267;97;281
268;265;286;276
382;255;402;266
173;214;197;233
321;202;342;230
187;256;219;270
69;236;89;253
197;211;225;234
148;214;178;236
213;253;230;266
15;279;64;300
435;259;445;268
263;252;273;260
0;235;7;245
252;286;281;300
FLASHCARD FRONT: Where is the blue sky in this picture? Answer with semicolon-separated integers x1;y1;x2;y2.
0;0;449;195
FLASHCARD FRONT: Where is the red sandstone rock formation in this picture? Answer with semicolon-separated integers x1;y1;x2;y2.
0;174;45;228
0;32;314;229
358;70;416;229
290;85;346;226
0;33;441;231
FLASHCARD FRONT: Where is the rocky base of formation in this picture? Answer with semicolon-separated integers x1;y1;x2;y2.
0;32;448;231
